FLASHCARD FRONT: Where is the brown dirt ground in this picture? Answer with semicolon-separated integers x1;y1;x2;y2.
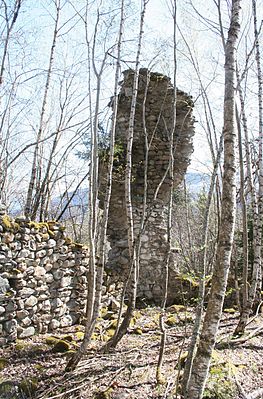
0;307;263;399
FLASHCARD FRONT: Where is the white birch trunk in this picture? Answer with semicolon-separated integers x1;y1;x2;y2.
65;3;124;370
102;0;148;351
24;0;60;218
157;0;177;383
185;1;241;397
235;0;263;334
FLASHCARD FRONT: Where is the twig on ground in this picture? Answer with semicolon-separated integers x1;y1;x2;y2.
246;302;263;327
248;388;263;399
216;323;263;349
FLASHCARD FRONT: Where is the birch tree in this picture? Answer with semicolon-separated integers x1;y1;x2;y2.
101;0;149;352
65;0;125;371
0;0;22;200
185;1;241;397
234;0;263;335
156;0;177;383
24;0;61;219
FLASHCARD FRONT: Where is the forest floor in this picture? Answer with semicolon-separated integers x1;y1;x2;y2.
1;305;263;399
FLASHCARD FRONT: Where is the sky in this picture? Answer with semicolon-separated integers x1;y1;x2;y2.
1;0;263;210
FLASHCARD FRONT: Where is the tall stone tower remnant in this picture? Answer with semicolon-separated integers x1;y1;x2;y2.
99;69;195;303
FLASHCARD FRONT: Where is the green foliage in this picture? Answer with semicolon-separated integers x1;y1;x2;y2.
0;358;8;371
180;272;200;287
78;121;109;160
45;336;59;346
1;215;12;229
132;327;143;335
166;315;177;326
0;215;20;232
105;329;115;340
15;340;30;351
75;331;84;341
223;308;236;314
167;304;187;313
204;353;238;399
19;378;38;396
196;187;208;214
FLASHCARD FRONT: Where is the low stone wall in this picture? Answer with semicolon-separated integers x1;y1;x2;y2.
0;208;88;346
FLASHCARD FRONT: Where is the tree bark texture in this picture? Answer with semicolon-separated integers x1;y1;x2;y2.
235;0;263;335
185;1;241;398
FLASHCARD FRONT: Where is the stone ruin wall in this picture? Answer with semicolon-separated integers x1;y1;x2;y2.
0;207;88;346
0;69;195;346
99;69;195;304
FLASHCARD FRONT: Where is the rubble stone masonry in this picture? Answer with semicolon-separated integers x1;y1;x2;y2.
99;69;195;303
0;206;88;346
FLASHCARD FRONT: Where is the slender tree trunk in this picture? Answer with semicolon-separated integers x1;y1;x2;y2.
236;66;258;314
182;133;223;394
102;0;148;352
236;105;249;310
24;0;60;218
234;0;263;334
0;0;22;199
156;0;177;383
65;2;124;371
185;1;241;397
0;0;22;85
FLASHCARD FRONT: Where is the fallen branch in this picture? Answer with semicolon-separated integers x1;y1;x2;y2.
248;388;263;399
246;302;263;327
216;323;263;349
235;376;263;399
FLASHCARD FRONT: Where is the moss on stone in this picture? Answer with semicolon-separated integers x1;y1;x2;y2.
177;312;193;324
13;222;20;232
1;215;20;232
223;308;236;314
28;221;41;229
65;237;72;244
166;315;177;326
46;221;58;229
73;242;84;249
52;339;71;353
19;377;38;396
41;233;50;240
167;304;186;313
45;336;59;346
62;349;76;358
133;327;143;335
108;319;118;329
1;215;12;229
102;311;114;320
15;340;29;351
0;358;8;371
91;333;99;341
75;331;84;341
105;329;115;339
